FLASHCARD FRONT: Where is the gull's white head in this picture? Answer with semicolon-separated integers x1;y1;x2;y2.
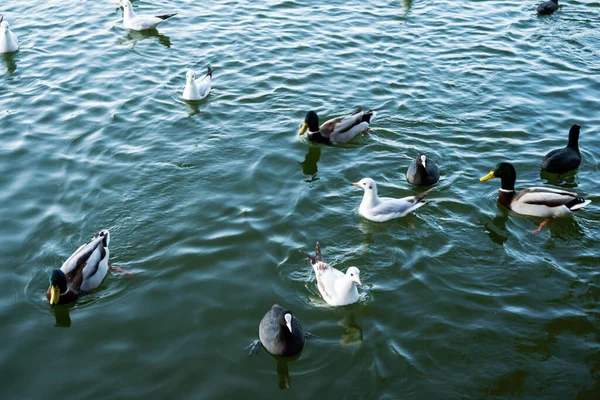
420;154;427;169
352;177;377;193
346;266;362;286
283;313;293;333
186;70;196;83
120;0;133;12
0;16;9;33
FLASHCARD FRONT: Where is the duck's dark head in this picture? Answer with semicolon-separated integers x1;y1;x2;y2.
48;269;67;305
93;229;110;247
279;310;294;333
568;124;581;149
299;111;319;135
480;162;517;191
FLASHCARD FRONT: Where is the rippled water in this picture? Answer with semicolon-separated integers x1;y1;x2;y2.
1;0;599;398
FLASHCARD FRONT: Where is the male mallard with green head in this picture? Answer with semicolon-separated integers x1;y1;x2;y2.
480;163;591;233
47;230;111;305
298;108;375;145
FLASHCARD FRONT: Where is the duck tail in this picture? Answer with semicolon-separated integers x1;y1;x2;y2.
567;197;591;211
414;186;435;203
156;13;177;20
362;110;375;124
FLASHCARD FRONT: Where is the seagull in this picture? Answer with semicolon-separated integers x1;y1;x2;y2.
120;0;177;31
352;178;434;222
305;242;361;307
182;66;214;101
0;16;19;53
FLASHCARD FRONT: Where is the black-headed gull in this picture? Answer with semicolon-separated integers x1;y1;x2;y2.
352;178;434;222
120;0;177;31
183;66;213;101
0;16;19;53
305;242;361;306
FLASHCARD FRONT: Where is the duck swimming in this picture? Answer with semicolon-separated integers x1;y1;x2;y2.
537;0;559;15
480;162;591;233
47;230;110;305
298;108;375;145
259;304;305;357
541;124;582;174
406;154;440;186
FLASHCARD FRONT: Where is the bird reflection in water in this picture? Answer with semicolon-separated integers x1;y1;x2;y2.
338;311;363;348
273;353;301;390
485;213;509;246
540;169;578;188
51;304;73;328
401;0;413;14
184;97;211;117
246;340;302;390
1;52;17;74
299;145;321;183
118;29;171;49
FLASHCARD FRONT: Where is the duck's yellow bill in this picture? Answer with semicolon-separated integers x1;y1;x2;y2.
356;279;362;286
480;171;495;182
49;285;60;305
299;122;308;135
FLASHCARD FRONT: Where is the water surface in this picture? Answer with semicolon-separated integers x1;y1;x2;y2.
1;0;599;398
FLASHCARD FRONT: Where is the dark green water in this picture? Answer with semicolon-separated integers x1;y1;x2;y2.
1;0;599;398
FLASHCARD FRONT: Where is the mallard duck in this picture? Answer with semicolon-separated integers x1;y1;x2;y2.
305;242;361;306
120;0;177;31
0;16;19;54
406;154;440;186
537;0;559;15
183;66;213;101
480;163;591;232
259;304;305;357
541;124;581;174
352;178;434;222
46;230;110;305
298;108;375;145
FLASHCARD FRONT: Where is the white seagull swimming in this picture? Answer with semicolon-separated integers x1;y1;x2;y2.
352;178;434;222
182;66;214;101
0;16;19;53
305;242;361;306
120;0;177;31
